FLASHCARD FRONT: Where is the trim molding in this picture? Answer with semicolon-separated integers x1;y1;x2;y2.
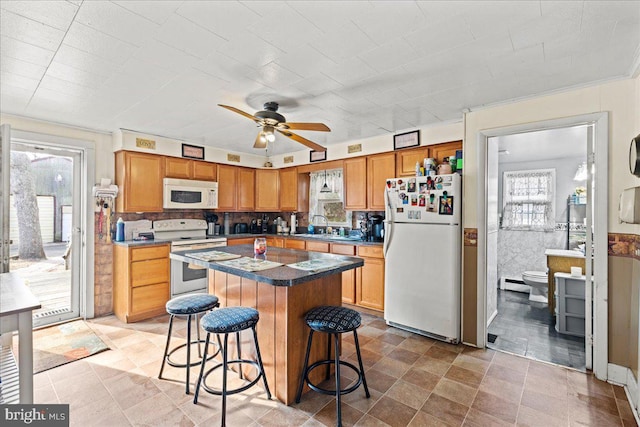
608;232;640;260
608;363;639;424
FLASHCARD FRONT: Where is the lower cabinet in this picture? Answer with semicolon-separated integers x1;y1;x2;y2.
266;236;284;248
331;243;357;305
114;244;170;323
284;239;306;250
355;245;385;311
227;237;255;246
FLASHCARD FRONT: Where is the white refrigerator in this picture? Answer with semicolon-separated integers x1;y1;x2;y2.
383;173;461;343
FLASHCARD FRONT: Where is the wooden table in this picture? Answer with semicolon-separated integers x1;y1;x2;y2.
170;245;363;405
0;272;41;403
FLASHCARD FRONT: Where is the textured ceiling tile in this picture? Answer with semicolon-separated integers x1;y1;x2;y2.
0;0;78;31
0;90;30;113
352;1;429;45
153;14;227;59
74;0;160;47
321;57;378;87
132;40;201;73
309;21;377;62
0;56;47;80
248;61;304;90
0;70;40;91
291;73;343;97
462;0;540;39
113;0;182;25
358;38;419;73
175;1;261;40
63;23;138;64
0;9;65;51
403;19;475;57
510;14;582;51
0;35;55;66
53;44;120;77
216;31;284;69
288;1;371;32
46;61;111;88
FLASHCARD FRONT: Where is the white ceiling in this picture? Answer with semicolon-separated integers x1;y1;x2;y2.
1;1;639;155
495;125;587;163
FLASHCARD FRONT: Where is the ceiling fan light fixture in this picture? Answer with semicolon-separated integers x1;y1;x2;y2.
263;125;276;142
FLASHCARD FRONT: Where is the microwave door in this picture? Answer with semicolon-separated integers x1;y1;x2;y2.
171;188;202;205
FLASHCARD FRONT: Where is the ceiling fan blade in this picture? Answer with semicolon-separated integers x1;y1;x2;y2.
282;122;331;132
277;129;326;152
218;104;259;122
253;132;267;149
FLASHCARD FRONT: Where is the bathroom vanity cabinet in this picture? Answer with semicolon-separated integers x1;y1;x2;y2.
545;249;586;315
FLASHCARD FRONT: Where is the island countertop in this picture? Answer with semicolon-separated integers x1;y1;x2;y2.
170;244;364;286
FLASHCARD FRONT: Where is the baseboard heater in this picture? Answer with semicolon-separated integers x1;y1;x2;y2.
500;276;530;293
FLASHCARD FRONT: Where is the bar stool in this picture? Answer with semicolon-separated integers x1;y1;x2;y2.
295;305;370;427
194;306;271;427
158;293;220;394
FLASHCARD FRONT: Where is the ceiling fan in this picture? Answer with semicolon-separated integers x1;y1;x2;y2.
218;102;330;151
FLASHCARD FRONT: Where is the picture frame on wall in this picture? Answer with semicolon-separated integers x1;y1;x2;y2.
182;143;205;160
310;150;327;162
393;130;420;150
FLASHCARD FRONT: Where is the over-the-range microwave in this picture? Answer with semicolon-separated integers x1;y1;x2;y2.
163;178;218;209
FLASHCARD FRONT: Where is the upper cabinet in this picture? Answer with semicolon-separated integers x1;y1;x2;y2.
115;151;164;213
279;167;298;212
344;157;367;210
430;140;462;165
192;161;217;181
367;152;395;210
165;157;217;181
216;164;237;211
395;141;462;177
237;167;255;212
255;169;279;211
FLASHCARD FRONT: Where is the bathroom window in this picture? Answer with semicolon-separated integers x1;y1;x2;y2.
309;169;351;227
501;169;555;230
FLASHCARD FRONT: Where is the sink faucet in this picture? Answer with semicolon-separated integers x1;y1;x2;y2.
312;215;329;233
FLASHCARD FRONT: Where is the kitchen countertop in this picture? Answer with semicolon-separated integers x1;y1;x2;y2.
545;249;586;258
113;233;383;247
170;244;363;286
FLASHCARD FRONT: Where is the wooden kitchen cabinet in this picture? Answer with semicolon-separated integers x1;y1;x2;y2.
284;239;306;250
217;164;237;210
113;243;170;323
367;152;396;210
344;157;367;210
115;151;164;212
165;157;217;181
192;161;217;181
430;140;462;165
331;243;357;305
256;169;279;211
396;147;431;177
355;245;385;311
227;237;255;246
164;157;192;179
279;167;298;211
305;240;329;253
266;236;284;248
237;167;255;211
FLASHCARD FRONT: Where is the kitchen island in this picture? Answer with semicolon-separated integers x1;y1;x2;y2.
170;245;364;405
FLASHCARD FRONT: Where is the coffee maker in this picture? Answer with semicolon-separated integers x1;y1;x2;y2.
368;215;384;242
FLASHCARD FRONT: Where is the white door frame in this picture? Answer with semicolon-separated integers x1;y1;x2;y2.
475;112;608;380
1;125;10;274
10;130;95;320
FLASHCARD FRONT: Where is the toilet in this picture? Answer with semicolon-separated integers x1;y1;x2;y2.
522;270;549;303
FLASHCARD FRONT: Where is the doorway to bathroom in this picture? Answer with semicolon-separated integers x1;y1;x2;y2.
482;119;605;373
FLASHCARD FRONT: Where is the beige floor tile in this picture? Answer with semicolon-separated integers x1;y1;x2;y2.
444;365;484;388
471;390;518;424
71;395;130;427
386;379;430;410
408;410;451;427
354;413;392;426
257;404;311;426
102;371;163;411
420;392;469;426
370;356;411;379
367;395;418;427
400;366;441;392
516;404;568;427
396;336;434;354
53;367;112;410
462;407;513;427
432;377;478;407
485;363;526;386
413;354;452;377
452;353;491;374
478;375;523;404
312;400;364;427
520;388;568;422
361;337;398;356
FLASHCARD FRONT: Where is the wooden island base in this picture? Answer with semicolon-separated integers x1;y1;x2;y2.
208;270;342;405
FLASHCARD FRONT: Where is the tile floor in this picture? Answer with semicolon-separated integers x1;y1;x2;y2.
487;289;586;371
32;311;636;426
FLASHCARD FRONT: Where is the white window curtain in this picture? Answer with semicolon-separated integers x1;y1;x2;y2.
309;169;351;226
501;169;555;231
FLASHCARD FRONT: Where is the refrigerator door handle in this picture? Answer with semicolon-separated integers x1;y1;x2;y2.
383;220;391;257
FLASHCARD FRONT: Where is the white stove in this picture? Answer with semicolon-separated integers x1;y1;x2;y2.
153;219;226;297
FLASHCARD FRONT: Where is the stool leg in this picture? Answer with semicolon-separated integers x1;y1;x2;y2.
158;314;175;380
221;333;229;427
236;331;243;380
196;314;202;359
295;329;314;403
193;332;210;404
326;332;332;380
186;314;192;394
353;330;370;398
252;325;271;400
334;333;342;427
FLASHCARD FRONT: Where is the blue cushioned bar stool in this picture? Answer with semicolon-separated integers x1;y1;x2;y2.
295;305;370;427
159;293;220;394
194;306;271;426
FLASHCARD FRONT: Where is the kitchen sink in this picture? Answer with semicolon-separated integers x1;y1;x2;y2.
295;234;362;242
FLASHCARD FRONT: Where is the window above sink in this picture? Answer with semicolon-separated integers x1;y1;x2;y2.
309;169;351;227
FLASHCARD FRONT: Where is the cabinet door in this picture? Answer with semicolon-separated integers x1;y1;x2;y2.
192;161;217;181
227;237;255;246
284;239;306;250
279;167;298;211
306;241;329;253
116;151;164;212
331;244;356;304
165;157;192;179
217;164;237;210
266;236;284;248
255;169;279;211
367;152;395;210
396;147;431;177
131;282;170;316
430;140;462;165
237;167;255;211
356;256;385;311
344;157;367;210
